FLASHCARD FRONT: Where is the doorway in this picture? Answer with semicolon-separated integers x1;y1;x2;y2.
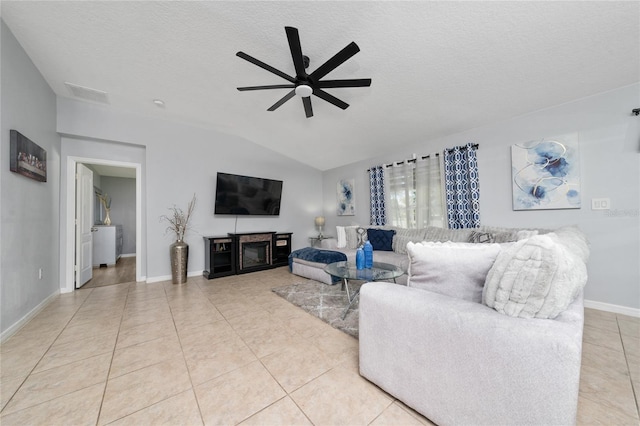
62;156;143;293
80;162;137;289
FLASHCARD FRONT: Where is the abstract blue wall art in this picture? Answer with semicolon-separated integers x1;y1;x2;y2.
511;133;581;210
337;178;355;216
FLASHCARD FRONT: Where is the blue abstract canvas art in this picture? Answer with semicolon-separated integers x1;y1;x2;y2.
511;133;581;210
337;178;355;216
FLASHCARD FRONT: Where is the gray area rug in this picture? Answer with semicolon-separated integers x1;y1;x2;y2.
272;280;363;338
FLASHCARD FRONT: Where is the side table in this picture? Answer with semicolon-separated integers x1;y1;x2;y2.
309;235;334;248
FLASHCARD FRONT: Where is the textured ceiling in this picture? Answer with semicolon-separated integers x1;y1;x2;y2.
2;1;639;170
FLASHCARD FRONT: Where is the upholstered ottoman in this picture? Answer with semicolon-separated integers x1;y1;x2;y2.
288;247;347;285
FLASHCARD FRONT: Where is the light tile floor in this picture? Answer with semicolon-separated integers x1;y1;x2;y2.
1;267;638;425
83;257;136;289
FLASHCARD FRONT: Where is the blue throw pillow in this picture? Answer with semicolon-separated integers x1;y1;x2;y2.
367;228;395;251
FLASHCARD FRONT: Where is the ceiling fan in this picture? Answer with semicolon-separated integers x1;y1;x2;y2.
236;26;372;118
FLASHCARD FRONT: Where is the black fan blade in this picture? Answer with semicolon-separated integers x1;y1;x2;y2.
309;42;360;81
313;89;349;110
237;84;295;91
236;52;296;83
317;78;372;88
285;27;307;78
267;90;296;111
302;97;313;118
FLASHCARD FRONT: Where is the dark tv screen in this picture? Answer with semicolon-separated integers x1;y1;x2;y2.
214;172;283;216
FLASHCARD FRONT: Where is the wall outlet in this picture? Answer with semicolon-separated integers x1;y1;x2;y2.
38;268;42;280
591;198;611;210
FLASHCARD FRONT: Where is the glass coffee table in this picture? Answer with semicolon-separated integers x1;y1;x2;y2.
324;261;406;319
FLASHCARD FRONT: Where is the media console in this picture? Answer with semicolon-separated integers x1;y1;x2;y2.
203;232;292;279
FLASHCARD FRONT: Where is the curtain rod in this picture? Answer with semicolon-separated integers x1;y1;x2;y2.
366;153;438;172
444;143;479;153
366;144;479;173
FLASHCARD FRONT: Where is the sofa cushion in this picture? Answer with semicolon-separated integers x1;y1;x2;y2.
392;228;427;254
406;241;502;303
423;226;474;242
367;228;395;251
483;227;589;319
289;247;347;269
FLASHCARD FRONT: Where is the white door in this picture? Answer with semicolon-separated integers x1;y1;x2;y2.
75;164;94;288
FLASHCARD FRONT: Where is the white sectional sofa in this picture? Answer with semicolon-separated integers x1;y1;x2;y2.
358;226;590;425
317;225;539;285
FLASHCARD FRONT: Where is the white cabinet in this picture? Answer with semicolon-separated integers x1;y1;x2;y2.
93;225;123;266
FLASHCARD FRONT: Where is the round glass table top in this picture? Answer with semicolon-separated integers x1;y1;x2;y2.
323;261;405;282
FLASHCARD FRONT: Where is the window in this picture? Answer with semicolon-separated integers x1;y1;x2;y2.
370;144;479;229
385;156;444;229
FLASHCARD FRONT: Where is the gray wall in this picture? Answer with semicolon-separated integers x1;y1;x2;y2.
323;83;640;311
100;176;136;255
56;97;323;282
1;20;61;336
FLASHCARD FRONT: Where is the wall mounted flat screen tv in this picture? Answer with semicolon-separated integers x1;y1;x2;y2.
214;172;283;215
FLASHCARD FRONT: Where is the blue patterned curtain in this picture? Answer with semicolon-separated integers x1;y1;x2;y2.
443;143;480;229
369;165;386;225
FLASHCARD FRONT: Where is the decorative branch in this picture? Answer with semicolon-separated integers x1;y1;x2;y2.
160;194;196;241
97;193;111;209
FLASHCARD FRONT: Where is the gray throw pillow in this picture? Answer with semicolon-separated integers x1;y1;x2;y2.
468;231;496;244
407;241;502;303
344;226;360;249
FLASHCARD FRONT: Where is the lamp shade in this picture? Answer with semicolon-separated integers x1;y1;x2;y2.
314;216;325;227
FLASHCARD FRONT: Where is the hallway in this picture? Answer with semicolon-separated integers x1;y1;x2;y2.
82;257;136;289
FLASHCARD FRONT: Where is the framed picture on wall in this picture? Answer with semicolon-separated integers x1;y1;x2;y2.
337;178;355;216
10;130;47;182
511;132;581;210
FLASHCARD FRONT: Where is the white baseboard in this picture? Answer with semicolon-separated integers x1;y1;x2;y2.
1;290;60;343
121;253;136;258
146;270;203;284
584;299;640;318
146;275;170;283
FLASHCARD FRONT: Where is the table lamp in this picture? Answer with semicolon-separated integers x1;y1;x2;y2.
314;216;325;238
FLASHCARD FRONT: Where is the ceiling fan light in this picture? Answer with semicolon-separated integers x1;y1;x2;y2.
295;84;313;98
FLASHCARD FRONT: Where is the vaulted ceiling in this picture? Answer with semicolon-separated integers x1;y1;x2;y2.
2;1;639;170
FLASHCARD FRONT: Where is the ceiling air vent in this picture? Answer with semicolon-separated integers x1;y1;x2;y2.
64;82;110;104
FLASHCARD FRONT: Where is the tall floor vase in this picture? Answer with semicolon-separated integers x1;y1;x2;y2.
170;240;189;284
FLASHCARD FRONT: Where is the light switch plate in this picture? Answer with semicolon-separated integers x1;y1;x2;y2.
591;198;610;210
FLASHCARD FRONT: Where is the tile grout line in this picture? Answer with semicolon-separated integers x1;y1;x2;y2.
94;283;131;426
165;279;207;426
617;314;640;420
